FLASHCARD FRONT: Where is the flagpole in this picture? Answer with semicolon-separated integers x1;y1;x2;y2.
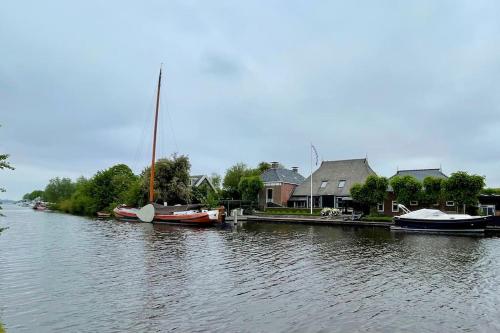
310;144;313;214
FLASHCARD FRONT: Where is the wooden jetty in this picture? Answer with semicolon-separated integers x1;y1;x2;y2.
225;214;392;228
226;214;500;234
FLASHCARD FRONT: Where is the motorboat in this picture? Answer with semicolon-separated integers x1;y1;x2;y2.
33;202;48;211
392;205;491;234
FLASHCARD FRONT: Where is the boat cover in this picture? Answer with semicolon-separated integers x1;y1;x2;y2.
400;209;473;220
152;203;204;214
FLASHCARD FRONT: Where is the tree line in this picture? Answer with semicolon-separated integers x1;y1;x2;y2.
351;171;489;214
23;156;271;216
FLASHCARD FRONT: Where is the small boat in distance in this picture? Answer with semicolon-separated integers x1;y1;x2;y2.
33;202;48;211
391;205;492;234
96;211;111;218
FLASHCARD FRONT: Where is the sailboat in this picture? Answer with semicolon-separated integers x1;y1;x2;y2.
114;66;223;225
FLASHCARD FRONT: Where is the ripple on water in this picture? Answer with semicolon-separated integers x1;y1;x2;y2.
1;206;500;332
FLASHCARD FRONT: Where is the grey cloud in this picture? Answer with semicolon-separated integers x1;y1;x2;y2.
2;0;500;199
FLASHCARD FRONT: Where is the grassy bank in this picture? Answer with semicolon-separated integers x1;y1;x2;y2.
262;208;322;216
362;215;393;222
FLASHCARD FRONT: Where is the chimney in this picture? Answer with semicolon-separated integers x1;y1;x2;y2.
271;162;279;169
292;167;299;173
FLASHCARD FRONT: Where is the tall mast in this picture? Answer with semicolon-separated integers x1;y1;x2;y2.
149;66;162;203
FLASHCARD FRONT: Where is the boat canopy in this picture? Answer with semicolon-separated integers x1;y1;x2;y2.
400;209;473;220
153;203;204;214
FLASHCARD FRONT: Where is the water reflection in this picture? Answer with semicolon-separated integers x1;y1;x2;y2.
1;205;500;332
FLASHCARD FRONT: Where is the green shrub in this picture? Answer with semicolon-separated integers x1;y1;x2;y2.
262;208;322;216
362;214;393;222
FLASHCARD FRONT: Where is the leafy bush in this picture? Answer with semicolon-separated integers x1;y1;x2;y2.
262;208;322;216
390;175;422;206
362;215;393;222
351;175;389;213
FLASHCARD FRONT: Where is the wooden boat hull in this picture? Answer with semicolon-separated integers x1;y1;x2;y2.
153;212;214;225
114;205;222;226
393;216;491;233
113;206;139;220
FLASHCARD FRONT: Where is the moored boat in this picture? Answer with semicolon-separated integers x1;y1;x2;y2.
392;206;492;234
33;202;48;211
113;66;225;226
96;211;112;218
133;203;223;225
113;205;140;220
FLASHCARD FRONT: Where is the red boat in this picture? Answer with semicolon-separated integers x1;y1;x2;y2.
152;204;222;225
114;67;225;226
113;205;140;220
113;204;223;225
33;202;48;211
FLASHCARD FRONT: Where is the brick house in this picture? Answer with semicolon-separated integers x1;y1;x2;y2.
379;168;453;216
259;163;305;208
288;158;376;209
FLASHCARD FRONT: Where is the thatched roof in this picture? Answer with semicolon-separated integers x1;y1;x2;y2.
291;158;376;197
390;169;448;181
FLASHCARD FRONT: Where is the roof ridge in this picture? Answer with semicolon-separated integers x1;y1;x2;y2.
398;168;441;172
322;158;368;163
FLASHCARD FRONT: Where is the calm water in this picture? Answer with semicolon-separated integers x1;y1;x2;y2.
1;205;500;332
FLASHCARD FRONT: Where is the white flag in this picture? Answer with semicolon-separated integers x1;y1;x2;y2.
311;144;319;166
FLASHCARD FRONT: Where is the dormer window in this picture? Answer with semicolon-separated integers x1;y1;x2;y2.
320;181;328;188
338;180;346;188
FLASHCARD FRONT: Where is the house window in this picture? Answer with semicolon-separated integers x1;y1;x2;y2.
479;205;495;216
320;181;328;188
338;180;346;188
266;188;273;202
446;201;455;207
377;202;384;212
336;197;343;208
392;201;399;213
410;201;418;206
295;201;306;208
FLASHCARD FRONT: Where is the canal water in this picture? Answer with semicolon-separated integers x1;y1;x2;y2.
1;205;500;332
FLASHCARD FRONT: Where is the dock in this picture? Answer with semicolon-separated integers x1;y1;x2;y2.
225;214;392;227
225;214;500;234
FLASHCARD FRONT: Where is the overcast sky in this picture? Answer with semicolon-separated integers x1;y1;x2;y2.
1;0;500;199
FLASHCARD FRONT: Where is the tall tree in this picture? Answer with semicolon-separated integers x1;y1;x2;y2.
223;163;250;199
85;164;138;212
209;173;222;191
390;175;422;206
350;175;389;213
238;176;263;201
23;190;45;201
141;154;192;205
1;127;14;217
421;176;444;205
443;171;485;213
0;125;14;193
43;177;76;203
256;162;272;174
